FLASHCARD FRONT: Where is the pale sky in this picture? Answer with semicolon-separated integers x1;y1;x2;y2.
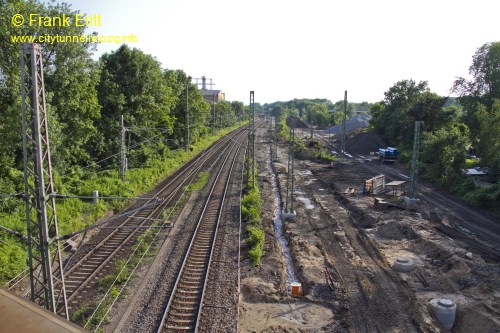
65;0;499;104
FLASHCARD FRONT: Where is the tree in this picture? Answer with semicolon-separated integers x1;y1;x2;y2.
163;69;210;148
0;0;100;175
305;104;329;126
453;42;500;138
215;101;234;128
369;79;430;145
421;123;470;186
95;45;175;166
231;101;245;122
476;99;500;170
404;92;457;138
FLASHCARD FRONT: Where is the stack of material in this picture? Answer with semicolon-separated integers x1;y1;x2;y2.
364;174;385;194
378;147;399;162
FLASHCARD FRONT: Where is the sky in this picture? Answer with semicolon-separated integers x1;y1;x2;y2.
64;0;499;104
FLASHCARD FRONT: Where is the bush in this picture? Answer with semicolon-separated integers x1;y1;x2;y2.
242;160;264;265
313;147;337;162
246;225;264;247
463;184;500;209
247;244;263;265
246;224;264;266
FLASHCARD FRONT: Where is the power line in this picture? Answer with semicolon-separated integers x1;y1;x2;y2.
53;194;159;201
55;200;161;241
0;224;27;240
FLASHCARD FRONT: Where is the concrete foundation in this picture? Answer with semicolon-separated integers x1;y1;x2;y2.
404;196;421;206
281;210;296;220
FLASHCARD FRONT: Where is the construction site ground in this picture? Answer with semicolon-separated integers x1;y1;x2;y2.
239;122;500;333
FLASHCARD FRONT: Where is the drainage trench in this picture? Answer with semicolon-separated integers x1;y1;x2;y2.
268;150;297;291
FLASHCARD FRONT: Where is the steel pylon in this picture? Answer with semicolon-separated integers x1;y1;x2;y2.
20;43;69;319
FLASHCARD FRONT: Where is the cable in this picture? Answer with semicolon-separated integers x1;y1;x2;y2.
0;225;27;240
126;126;172;132
53;194;158;201
0;193;25;199
54;200;161;241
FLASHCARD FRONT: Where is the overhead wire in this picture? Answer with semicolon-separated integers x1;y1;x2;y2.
54;200;162;241
88;128;244;331
0;224;27;240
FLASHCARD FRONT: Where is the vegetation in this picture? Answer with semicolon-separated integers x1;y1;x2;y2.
368;42;500;210
0;0;249;286
242;160;264;265
265;98;372;130
1;0;499;291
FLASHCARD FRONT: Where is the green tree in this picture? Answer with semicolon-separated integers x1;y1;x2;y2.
421;123;470;186
306;104;329;126
476;99;500;170
231;101;245;122
404;92;458;140
453;42;500;138
215;101;234;129
163;69;210;148
374;79;430;144
95;45;175;166
0;0;100;174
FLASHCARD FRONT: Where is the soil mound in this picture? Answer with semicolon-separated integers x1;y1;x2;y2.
376;220;418;240
346;131;387;155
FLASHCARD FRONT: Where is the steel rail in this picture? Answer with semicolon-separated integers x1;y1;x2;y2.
156;130;246;332
51;127;247;311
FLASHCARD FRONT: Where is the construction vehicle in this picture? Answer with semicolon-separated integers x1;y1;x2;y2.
378;147;399;163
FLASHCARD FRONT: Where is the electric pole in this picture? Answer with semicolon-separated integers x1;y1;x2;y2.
185;78;190;151
341;90;347;154
285;126;295;215
245;91;255;188
119;115;127;181
409;121;421;198
273;116;278;160
20;43;69;319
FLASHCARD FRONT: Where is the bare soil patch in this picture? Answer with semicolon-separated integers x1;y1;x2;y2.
239;122;499;333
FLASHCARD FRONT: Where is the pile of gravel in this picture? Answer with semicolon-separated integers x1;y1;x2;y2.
346;131;387;155
327;114;371;134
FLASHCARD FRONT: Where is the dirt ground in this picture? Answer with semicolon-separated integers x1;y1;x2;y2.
239;121;500;333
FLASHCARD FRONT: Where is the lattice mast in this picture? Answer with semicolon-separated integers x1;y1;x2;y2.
285;127;295;213
119;115;127;181
273;116;278;160
245;91;256;188
185;78;190;151
341;90;347;154
20;43;69;319
270;116;278;161
409;121;422;198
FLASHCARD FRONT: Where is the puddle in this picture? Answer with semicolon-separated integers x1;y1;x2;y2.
268;148;298;290
296;196;315;209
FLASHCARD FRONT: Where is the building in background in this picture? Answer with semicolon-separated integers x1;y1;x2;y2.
198;76;225;103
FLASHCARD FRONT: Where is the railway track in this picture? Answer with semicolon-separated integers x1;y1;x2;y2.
36;125;248;313
156;124;245;332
